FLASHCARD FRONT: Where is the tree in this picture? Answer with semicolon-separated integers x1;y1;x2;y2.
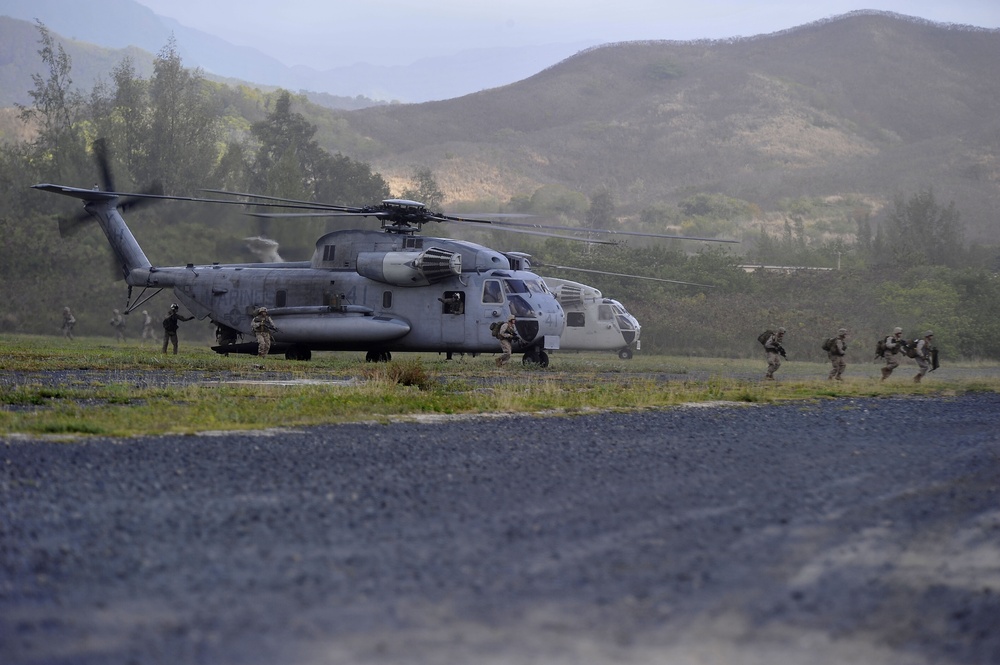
17;21;87;183
586;189;615;230
146;37;218;192
400;167;444;209
882;188;965;267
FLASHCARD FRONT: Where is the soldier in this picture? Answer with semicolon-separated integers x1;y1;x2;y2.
495;315;519;367
913;331;936;383
140;310;156;343
251;307;279;359
880;327;907;381
162;303;194;354
438;292;462;314
109;308;127;342
827;328;848;381
763;327;786;380
61;306;76;340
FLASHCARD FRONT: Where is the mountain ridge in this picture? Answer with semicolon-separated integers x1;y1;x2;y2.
322;11;1000;242
0;0;592;103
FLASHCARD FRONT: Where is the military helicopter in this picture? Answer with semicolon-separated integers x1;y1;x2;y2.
543;277;642;359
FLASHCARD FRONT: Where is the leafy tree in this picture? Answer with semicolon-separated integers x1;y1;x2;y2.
400;167;444;209
882;188;965;267
17;21;87;183
145;37;218;192
586;189;615;230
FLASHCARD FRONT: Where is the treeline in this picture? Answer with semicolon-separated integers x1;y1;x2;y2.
2;24;1000;361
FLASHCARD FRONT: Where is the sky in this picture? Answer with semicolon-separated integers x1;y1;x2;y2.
131;0;1000;68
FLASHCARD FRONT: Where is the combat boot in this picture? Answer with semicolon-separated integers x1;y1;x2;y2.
880;367;890;381
913;374;922;383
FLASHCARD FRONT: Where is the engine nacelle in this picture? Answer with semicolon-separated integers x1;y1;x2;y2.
356;247;462;286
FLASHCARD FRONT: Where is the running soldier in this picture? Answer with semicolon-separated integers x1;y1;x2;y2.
109;308;127;342
140;310;156;343
827;328;848;381
495;315;519;368
251;307;279;359
61;306;76;339
880;327;907;381
913;331;936;383
763;327;786;380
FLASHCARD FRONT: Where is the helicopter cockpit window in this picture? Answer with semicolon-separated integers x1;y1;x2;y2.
598;304;614;321
567;312;586;327
508;296;533;317
503;279;529;294
524;279;547;294
483;280;503;304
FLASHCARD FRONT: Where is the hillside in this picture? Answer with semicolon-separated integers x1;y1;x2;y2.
323;11;1000;242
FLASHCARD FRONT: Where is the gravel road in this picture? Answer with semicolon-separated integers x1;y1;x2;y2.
2;393;999;665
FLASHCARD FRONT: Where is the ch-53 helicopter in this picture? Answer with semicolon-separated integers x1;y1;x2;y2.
35;139;735;366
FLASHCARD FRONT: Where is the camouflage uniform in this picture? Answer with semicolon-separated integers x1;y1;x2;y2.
110;309;127;342
881;327;905;381
763;327;786;380
913;331;935;383
827;328;848;380
141;310;156;342
251;307;279;358
61;307;76;340
162;304;193;354
495;316;518;367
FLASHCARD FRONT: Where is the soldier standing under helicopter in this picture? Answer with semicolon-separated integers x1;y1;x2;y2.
162;303;193;354
251;307;279;359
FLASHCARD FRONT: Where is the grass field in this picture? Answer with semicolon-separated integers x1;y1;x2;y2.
3;335;999;437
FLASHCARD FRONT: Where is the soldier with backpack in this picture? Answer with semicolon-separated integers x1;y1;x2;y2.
912;331;936;383
761;327;786;380
495;315;519;368
879;327;907;381
824;328;848;380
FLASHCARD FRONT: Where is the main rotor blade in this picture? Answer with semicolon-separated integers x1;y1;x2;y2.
538;263;716;288
489;220;740;244
202;188;359;212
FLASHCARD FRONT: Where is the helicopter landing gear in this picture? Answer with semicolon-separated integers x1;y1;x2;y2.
285;345;312;361
365;350;392;362
618;347;634;360
521;348;549;368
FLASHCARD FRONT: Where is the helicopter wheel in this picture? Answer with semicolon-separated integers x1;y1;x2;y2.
285;346;312;361
366;350;392;363
521;349;549;368
618;347;634;360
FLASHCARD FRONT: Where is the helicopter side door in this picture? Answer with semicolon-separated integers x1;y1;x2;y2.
439;289;465;344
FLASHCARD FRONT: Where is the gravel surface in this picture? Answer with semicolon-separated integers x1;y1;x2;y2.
2;393;999;665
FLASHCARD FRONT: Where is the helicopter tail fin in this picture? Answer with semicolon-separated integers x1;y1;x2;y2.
33;184;153;282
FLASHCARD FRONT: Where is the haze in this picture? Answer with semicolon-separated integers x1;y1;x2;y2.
132;0;1000;68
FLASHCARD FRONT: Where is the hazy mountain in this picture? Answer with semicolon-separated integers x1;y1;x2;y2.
318;11;1000;242
0;0;593;103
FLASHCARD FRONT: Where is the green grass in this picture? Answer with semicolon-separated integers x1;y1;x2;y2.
2;334;999;438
